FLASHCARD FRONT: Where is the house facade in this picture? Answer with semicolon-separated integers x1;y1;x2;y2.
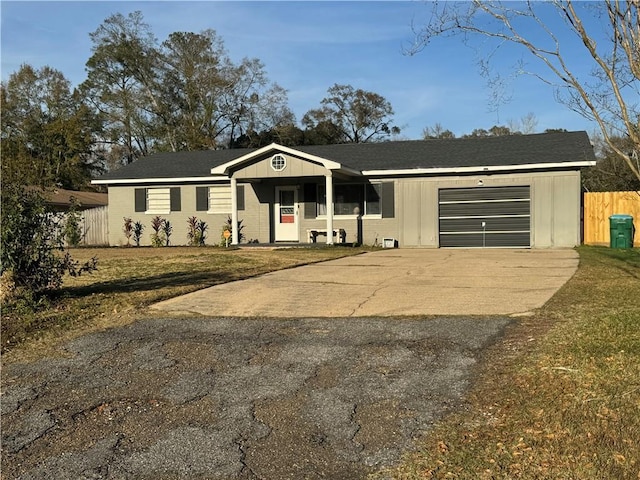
92;131;596;248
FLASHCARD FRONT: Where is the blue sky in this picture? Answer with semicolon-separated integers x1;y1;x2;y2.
1;1;601;140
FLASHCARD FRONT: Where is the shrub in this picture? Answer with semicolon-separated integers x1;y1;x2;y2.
133;221;144;247
187;217;198;246
123;217;133;246
220;216;244;246
187;217;208;246
63;197;83;247
0;185;97;298
197;220;208;246
150;216;165;247
162;220;172;247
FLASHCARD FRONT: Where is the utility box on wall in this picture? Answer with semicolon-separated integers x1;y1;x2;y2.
383;238;397;248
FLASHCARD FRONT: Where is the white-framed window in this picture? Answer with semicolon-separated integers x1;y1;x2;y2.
208;185;232;214
271;154;286;172
317;183;381;217
135;187;181;214
146;188;171;214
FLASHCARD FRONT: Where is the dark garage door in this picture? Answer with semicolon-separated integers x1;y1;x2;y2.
439;186;531;247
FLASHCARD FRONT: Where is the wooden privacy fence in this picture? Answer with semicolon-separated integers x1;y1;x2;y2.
583;191;640;246
80;206;109;246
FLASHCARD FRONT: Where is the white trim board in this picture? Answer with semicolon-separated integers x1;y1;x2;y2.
92;176;229;185
362;161;596;176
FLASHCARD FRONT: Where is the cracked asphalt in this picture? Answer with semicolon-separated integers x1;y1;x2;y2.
2;315;511;479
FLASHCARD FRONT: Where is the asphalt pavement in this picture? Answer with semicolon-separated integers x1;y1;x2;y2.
2;316;512;479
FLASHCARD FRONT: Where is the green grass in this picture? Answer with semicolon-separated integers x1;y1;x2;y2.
1;245;368;357
380;246;640;479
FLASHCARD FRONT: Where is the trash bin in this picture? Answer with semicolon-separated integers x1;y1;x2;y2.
609;214;634;248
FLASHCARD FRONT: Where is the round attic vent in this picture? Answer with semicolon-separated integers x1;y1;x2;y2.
271;154;286;172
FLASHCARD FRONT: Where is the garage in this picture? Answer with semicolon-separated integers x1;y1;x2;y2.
438;186;531;248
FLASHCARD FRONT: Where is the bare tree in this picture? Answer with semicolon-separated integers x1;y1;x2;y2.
515;112;539;135
422;122;456;139
408;0;640;182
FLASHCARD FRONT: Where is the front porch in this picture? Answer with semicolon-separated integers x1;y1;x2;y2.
210;145;364;246
233;241;360;249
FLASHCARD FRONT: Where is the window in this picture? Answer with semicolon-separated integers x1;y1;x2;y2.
208;185;232;214
135;187;181;214
271;154;286;171
147;188;170;214
196;184;245;213
317;183;381;216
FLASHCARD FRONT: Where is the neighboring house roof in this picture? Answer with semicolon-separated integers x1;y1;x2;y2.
93;131;596;184
41;188;108;210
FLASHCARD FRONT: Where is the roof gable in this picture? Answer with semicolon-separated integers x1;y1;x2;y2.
210;143;345;175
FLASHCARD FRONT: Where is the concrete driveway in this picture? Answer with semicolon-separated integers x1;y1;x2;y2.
152;249;579;317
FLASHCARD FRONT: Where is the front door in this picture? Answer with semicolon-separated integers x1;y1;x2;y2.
275;186;299;242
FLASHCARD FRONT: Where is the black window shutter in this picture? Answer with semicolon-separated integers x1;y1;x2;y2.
381;182;395;218
237;185;245;211
196;187;208;211
170;187;181;212
303;183;317;219
135;188;147;212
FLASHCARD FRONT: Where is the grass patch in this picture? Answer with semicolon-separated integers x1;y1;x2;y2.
380;246;640;479
2;245;368;358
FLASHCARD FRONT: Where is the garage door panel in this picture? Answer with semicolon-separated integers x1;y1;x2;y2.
440;232;531;248
440;217;530;232
439;186;530;202
439;201;530;217
438;186;531;248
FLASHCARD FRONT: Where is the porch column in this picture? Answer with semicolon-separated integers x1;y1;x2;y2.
325;173;334;245
230;176;239;245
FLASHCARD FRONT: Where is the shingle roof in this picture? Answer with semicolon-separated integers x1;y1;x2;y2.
298;131;595;170
94;131;595;182
95;148;255;181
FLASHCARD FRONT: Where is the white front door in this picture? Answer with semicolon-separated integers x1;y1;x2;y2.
275;186;299;242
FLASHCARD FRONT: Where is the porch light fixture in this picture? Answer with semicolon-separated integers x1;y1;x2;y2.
271;154;286;172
